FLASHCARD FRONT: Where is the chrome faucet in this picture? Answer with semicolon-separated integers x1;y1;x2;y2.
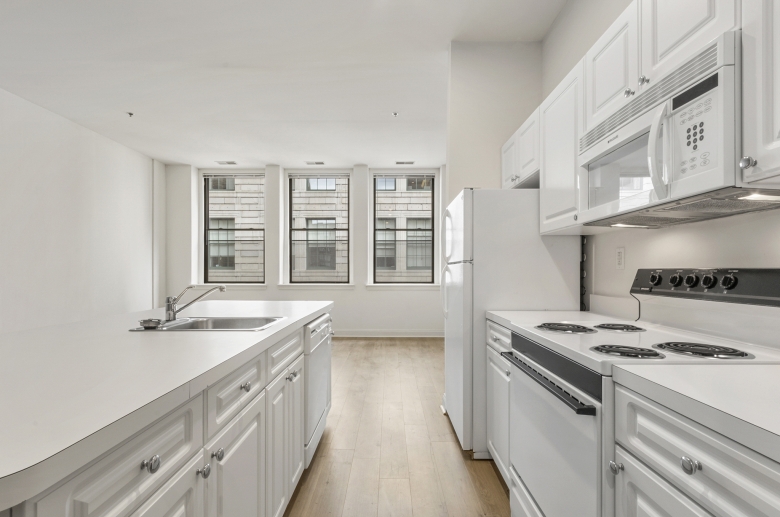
165;285;227;322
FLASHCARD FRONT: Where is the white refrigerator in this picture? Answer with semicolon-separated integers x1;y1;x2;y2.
442;189;580;455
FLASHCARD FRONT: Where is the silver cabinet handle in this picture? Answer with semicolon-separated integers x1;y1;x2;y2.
680;456;702;475
609;461;624;475
510;175;519;181
491;335;500;342
504;370;510;376
141;455;161;474
624;88;635;98
196;464;211;479
212;448;225;461
330;330;335;336
638;75;650;86
286;373;295;382
240;381;251;392
740;156;758;169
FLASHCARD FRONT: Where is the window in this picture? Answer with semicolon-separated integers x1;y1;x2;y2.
204;175;264;283
290;176;349;283
307;178;336;191
373;175;434;283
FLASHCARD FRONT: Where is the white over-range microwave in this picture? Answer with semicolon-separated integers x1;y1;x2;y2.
578;31;780;229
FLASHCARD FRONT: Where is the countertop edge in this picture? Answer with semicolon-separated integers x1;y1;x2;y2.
0;301;333;510
613;366;780;464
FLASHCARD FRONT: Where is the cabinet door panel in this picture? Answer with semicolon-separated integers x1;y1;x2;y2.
540;62;583;234
287;355;305;494
517;108;541;182
268;330;303;381
640;0;739;85
501;132;518;189
206;391;266;517
585;1;639;131
266;372;288;517
742;0;780;183
207;352;267;439
615;446;712;517
486;346;511;486
129;454;204;517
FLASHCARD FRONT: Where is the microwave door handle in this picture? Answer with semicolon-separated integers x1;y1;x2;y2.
501;352;597;416
647;104;669;200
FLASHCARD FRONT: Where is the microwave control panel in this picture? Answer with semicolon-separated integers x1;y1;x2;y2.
671;84;719;182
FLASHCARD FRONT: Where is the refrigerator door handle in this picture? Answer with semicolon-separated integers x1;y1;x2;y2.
442;208;453;263
440;265;449;318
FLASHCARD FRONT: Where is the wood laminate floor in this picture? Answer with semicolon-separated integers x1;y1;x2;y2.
285;338;510;517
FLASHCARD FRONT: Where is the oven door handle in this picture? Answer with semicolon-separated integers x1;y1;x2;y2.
501;352;597;416
647;103;669;201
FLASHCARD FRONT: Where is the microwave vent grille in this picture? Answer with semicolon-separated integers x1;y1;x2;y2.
580;43;719;153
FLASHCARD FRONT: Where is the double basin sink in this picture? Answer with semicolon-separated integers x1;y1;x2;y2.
132;317;283;332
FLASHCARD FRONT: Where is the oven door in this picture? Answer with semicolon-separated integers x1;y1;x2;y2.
506;352;602;517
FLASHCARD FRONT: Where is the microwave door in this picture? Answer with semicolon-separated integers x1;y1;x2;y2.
586;134;656;214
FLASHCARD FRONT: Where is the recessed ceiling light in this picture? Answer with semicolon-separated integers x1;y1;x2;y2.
305;161;325;165
215;161;237;165
396;161;414;165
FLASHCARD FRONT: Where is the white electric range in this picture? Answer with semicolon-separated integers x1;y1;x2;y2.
487;268;780;517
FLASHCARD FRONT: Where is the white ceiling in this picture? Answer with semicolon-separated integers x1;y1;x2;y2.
0;0;566;169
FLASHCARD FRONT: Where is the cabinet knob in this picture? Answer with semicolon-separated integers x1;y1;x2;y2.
638;75;650;86
680;456;702;475
196;464;211;479
623;88;635;98
141;454;161;474
739;156;758;169
286;374;295;382
240;381;251;392
608;460;624;475
504;370;510;376
510;175;519;181
212;448;225;461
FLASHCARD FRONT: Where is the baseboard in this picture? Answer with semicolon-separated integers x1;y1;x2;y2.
333;329;444;338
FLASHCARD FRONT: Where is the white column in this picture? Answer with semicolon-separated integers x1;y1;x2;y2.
165;164;198;295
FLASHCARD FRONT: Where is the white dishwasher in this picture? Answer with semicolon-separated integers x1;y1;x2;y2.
304;313;332;467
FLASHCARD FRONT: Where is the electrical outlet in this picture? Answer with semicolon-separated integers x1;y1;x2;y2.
616;247;625;270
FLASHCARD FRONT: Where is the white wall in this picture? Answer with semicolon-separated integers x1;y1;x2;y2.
541;0;632;97
0;87;156;334
447;41;543;204
166;165;444;337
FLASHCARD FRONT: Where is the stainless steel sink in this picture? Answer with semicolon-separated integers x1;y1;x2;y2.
131;316;283;332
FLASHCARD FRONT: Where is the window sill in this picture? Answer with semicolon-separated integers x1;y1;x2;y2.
277;283;356;290
198;284;268;290
365;283;440;291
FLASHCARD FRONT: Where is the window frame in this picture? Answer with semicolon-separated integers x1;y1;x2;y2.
288;173;351;284
371;174;435;284
203;175;265;284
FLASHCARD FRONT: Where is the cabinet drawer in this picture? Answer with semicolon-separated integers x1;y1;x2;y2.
267;329;304;380
616;386;780;517
305;313;331;352
615;445;712;517
30;395;203;517
128;453;204;517
509;467;544;517
207;351;267;438
486;321;511;353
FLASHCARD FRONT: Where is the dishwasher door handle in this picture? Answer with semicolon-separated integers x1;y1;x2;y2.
501;352;597;416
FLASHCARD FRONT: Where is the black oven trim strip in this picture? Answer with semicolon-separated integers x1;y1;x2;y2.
511;332;603;402
502;352;597;416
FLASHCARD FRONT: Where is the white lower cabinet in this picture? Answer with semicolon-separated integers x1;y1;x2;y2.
129;454;205;517
205;390;267;517
486;345;510;486
509;467;544;517
615;446;711;517
287;355;305;493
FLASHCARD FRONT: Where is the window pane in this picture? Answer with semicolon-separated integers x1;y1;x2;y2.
291;176;349;282
205;176;264;283
374;175;433;283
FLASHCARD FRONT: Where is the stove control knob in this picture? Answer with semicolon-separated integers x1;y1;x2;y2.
669;274;683;287
701;274;717;289
720;274;738;290
684;274;699;288
649;272;662;286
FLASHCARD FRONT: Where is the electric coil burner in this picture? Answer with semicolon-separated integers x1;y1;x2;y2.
535;323;596;334
591;345;663;358
654;342;751;359
594;323;646;332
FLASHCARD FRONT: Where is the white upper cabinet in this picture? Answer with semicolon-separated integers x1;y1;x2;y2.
502;109;540;189
540;61;584;234
741;0;780;183
639;0;740;87
584;1;639;132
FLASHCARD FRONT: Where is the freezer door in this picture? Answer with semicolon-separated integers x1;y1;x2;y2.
444;261;473;450
444;189;472;264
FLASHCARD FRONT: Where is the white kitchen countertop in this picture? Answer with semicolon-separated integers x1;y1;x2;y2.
614;364;780;464
0;299;332;508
